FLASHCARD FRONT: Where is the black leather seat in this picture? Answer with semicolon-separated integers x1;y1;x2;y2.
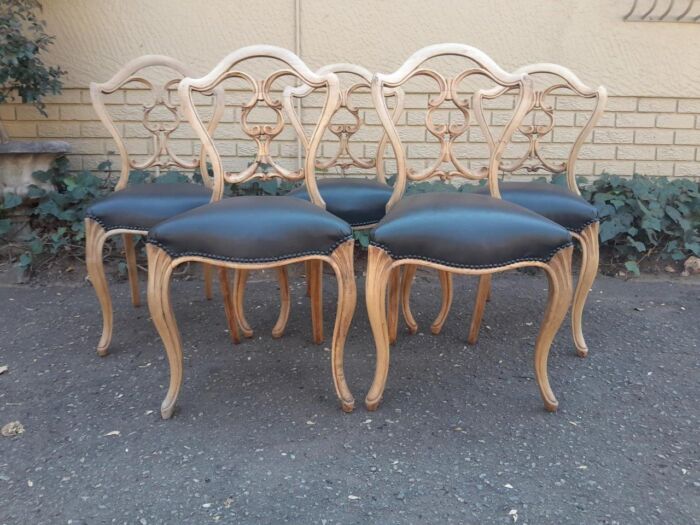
148;196;354;263
288;178;393;228
371;192;572;269
86;183;212;231
474;182;598;233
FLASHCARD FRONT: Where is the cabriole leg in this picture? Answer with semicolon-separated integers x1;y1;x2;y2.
571;222;599;357
85;218;113;356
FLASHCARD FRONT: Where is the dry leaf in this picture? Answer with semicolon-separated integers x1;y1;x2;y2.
0;365;7;375
103;430;121;437
1;421;24;437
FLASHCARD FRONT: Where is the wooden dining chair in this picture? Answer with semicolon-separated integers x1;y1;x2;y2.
145;46;357;419
365;43;574;412
234;63;405;343
85;55;225;356
402;64;607;357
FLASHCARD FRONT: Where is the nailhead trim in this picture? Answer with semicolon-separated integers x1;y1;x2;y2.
85;214;152;232
567;217;599;234
146;234;355;264
368;240;574;269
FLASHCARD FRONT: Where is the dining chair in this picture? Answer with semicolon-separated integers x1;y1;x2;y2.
145;45;357;419
85;55;225;356
233;63;405;344
402;64;607;357
365;43;574;412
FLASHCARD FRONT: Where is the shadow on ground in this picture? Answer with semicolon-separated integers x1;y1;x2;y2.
0;267;698;524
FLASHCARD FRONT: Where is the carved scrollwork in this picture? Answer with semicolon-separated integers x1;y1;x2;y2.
284;63;404;180
478;64;607;195
90;55;225;191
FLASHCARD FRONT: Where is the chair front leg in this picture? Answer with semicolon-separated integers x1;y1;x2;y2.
365;246;395;411
309;259;324;344
218;267;240;344
571;222;599;358
234;269;254;338
400;264;418;334
535;247;573;412
271;265;290;338
431;270;453;335
85;218;113;357
327;240;357;412
146;244;183;420
467;274;492;345
387;267;401;344
122;233;140;307
202;263;213;300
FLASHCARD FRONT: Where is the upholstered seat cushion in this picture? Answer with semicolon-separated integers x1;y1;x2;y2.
370;193;572;269
288;178;393;227
147;196;353;263
86;183;212;232
474;182;598;232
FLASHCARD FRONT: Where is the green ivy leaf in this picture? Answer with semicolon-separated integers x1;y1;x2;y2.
624;260;640;276
0;219;11;235
2;193;22;209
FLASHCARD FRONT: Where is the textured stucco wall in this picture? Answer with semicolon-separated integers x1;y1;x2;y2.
4;0;699;178
41;0;700;97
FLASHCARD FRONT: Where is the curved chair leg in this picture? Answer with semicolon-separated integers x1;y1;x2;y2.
387;267;401;344
535;247;574;412
304;261;312;297
218;267;240;344
202;263;213;300
571;222;599;358
234;269;254;338
365;246;395;411
309;259;324;344
327;240;357;412
430;270;453;335
122;233;140;307
272;265;290;338
146;244;183;420
467;274;492;345
400;264;418;334
85;218;113;357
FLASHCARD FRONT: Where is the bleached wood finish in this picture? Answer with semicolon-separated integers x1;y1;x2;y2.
431;271;453;335
308;260;324;344
218;267;240;344
409;64;606;354
467;274;491;345
365;245;573;412
272;266;291;339
400;264;418;335
122;233;140;307
371;43;534;208
149;47;354;417
387;267;401;344
366;45;573;411
86;55;225;355
147;240;357;419
570;222;600;357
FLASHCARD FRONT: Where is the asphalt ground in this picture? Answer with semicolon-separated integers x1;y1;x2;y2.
1;266;698;524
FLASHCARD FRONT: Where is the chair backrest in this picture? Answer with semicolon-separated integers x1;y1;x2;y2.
284;63;404;183
177;45;340;205
371;43;534;209
90;55;225;191
479;64;607;196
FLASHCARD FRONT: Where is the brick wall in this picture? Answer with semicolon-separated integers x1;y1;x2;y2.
2;89;699;180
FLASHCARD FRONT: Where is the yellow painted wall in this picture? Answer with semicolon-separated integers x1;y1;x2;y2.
4;0;699;177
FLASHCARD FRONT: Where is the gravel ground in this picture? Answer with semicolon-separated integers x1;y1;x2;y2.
0;267;698;524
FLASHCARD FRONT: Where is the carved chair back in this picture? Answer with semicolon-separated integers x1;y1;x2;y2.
90;55;225;192
371;43;534;209
479;64;607;195
284;63;404;183
177;46;341;206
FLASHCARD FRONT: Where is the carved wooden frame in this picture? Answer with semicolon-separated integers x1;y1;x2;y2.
366;44;574;411
417;65;607;357
284;62;404;185
86;55;225;356
148;46;355;418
